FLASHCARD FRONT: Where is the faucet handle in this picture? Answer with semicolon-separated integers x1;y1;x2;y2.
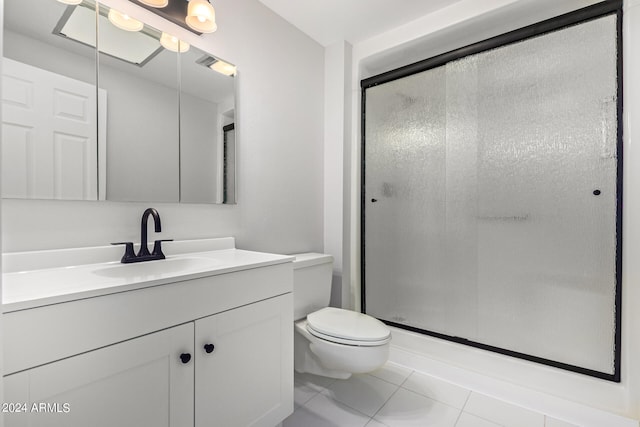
111;242;136;263
152;239;173;259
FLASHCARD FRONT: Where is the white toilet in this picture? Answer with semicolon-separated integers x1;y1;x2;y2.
292;253;391;379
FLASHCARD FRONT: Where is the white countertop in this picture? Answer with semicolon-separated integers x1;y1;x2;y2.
3;239;294;313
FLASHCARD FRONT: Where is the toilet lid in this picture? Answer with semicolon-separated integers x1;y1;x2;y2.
306;307;391;344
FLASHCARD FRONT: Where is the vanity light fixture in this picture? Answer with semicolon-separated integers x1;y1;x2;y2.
138;0;169;7
108;9;144;32
186;0;217;33
132;0;217;35
160;32;190;52
57;0;82;4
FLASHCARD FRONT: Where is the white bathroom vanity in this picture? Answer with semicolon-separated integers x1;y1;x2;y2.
2;238;294;427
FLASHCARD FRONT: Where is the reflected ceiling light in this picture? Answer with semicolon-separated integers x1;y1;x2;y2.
57;3;165;67
160;32;190;53
57;0;83;4
108;9;144;32
138;0;169;7
186;0;217;33
196;55;236;76
209;60;236;76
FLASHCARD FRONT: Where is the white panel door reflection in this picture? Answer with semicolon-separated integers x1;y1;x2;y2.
2;58;98;200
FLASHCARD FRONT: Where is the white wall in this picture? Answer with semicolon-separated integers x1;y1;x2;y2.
1;0;325;255
334;0;640;420
100;57;180;202
0;0;5;420
323;40;352;308
180;93;219;204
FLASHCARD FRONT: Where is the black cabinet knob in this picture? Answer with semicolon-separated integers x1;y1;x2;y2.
204;344;215;354
180;353;191;364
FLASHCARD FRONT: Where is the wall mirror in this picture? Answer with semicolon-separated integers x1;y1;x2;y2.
1;0;237;204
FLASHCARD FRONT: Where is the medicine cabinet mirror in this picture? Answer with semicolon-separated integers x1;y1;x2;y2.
1;0;237;204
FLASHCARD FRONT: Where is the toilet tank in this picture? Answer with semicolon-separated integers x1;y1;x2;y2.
292;253;334;320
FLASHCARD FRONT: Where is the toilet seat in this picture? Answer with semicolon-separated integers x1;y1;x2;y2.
306;307;391;347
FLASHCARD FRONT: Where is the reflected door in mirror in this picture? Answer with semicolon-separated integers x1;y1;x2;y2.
2;0;98;200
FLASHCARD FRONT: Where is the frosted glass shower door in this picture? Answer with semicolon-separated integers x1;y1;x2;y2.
364;67;475;337
363;13;620;377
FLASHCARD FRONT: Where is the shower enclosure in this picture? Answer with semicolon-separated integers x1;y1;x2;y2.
361;1;622;380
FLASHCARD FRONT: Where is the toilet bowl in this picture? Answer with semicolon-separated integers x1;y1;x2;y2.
292;253;391;379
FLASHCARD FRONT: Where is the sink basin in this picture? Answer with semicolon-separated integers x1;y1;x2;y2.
3;238;295;313
92;257;220;278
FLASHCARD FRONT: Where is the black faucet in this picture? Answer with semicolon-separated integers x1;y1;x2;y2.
139;208;161;257
112;208;172;263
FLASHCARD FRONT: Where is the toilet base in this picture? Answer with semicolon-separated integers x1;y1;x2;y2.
294;333;353;379
293;319;390;379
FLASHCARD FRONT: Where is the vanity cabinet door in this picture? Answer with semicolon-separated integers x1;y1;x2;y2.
3;323;194;427
195;293;294;427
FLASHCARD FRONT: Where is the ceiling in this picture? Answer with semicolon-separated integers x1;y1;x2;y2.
256;0;464;47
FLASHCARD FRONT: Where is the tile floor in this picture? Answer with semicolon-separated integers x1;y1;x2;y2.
283;362;578;427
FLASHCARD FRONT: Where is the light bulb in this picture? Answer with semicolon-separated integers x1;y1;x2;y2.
57;0;83;5
209;60;236;76
186;0;217;33
108;9;144;32
138;0;168;7
160;32;190;53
